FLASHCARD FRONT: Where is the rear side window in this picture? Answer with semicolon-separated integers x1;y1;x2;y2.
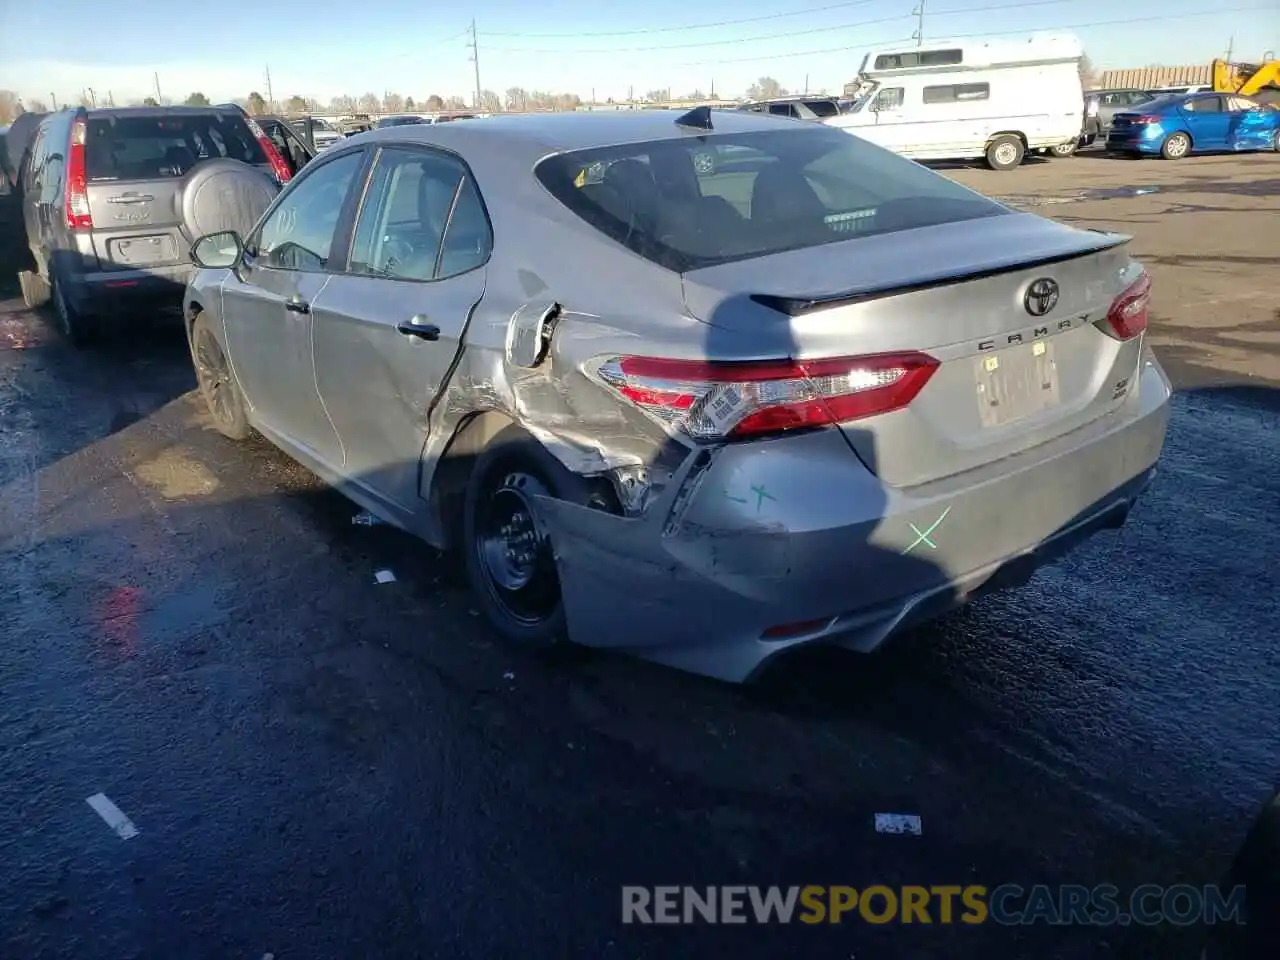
535;127;1007;272
923;83;991;104
1183;96;1222;113
84;114;267;181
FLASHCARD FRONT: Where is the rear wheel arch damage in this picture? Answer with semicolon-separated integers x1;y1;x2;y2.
189;307;250;440
453;421;624;645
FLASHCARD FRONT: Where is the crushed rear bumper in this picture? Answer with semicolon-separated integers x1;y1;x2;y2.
538;355;1173;683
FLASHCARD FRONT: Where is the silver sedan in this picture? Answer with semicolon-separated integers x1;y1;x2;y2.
182;108;1172;682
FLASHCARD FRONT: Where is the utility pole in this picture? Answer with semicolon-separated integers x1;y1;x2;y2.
265;65;274;112
1225;36;1234;62
51;92;58;109
153;72;162;103
467;20;482;110
107;90;115;107
88;88;97;108
913;0;925;46
804;73;809;93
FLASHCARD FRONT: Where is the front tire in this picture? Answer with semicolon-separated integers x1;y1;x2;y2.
190;312;250;440
1051;141;1077;157
1161;132;1191;160
985;135;1025;171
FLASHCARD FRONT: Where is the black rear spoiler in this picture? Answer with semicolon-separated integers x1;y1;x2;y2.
751;232;1130;317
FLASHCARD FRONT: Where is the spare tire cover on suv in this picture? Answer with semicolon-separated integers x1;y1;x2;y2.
179;158;279;242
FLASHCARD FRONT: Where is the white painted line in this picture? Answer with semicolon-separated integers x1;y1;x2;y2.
86;793;139;840
874;813;922;836
374;569;396;584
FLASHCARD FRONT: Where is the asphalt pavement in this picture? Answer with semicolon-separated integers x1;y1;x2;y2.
1;153;1278;960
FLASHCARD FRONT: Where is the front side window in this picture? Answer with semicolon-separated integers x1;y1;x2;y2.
768;103;797;118
874;87;905;111
922;83;991;105
535;126;1006;273
350;147;491;282
250;150;365;271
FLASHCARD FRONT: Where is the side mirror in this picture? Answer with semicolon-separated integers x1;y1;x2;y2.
191;230;243;269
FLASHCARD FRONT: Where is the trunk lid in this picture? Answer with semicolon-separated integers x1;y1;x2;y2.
681;213;1142;488
82;111;271;270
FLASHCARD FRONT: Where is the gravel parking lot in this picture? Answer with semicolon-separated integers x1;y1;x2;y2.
0;150;1276;960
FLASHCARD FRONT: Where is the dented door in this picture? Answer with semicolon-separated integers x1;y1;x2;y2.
312;145;492;517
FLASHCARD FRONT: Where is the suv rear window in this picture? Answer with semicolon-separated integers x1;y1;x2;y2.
534;127;1006;272
84;113;267;181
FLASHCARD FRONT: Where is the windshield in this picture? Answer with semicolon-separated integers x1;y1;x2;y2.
535;126;1007;272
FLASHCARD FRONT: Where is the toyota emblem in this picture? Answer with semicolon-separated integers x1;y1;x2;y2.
1024;278;1059;317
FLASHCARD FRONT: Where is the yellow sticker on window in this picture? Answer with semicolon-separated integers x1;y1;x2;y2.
1033;341;1047;356
574;168;587;188
983;356;1000;372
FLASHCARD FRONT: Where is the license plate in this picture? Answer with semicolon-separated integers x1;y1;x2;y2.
975;340;1061;428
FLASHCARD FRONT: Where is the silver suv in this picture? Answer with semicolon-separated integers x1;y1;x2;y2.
14;105;297;344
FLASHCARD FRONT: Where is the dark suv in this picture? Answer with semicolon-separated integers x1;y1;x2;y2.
14;105;298;343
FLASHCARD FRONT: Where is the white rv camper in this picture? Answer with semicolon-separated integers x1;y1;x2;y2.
828;34;1085;170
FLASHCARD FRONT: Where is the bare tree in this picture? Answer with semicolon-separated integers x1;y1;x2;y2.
746;77;786;100
285;95;307;114
184;92;210;106
357;92;380;114
443;95;467;111
404;96;416;111
424;94;445;111
0;89;21;124
329;95;356;115
479;89;501;113
643;89;670;102
504;87;528;112
383;92;405;114
27;98;49;113
246;91;267;115
78;93;94;108
683;89;706;100
143;96;159;107
1078;53;1096;88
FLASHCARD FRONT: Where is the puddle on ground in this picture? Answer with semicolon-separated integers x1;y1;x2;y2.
132;447;220;499
996;186;1161;208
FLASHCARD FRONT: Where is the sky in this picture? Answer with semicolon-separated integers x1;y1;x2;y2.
0;0;1275;108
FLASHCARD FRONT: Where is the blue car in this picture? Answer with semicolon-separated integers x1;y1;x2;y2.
1106;92;1280;159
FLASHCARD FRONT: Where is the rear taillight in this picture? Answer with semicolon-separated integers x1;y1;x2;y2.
593;352;939;442
245;116;292;184
1104;272;1151;340
65;117;92;230
1133;115;1162;124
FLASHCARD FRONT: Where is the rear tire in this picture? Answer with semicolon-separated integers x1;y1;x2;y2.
18;269;49;308
49;271;92;346
985;135;1025;171
1161;132;1191;160
190;312;250;440
462;426;618;648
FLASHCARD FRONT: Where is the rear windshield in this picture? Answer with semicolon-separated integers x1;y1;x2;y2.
534;127;1007;272
804;100;840;118
84;114;267;181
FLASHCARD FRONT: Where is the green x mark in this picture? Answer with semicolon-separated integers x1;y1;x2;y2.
725;484;777;513
904;505;952;554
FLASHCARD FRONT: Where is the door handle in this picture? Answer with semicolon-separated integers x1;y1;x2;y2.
285;295;310;314
397;317;440;341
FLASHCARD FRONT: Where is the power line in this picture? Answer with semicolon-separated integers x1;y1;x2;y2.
669;4;1272;67
484;15;911;54
480;0;880;38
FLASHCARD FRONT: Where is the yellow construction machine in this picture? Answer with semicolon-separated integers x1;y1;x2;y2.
1212;57;1280;104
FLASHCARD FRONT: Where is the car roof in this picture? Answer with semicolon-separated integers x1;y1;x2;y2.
83;106;248;119
356;108;797;158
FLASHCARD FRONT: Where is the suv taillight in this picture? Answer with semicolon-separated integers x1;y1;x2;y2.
593;352;939;442
244;115;292;184
65;117;92;230
1104;272;1151;341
